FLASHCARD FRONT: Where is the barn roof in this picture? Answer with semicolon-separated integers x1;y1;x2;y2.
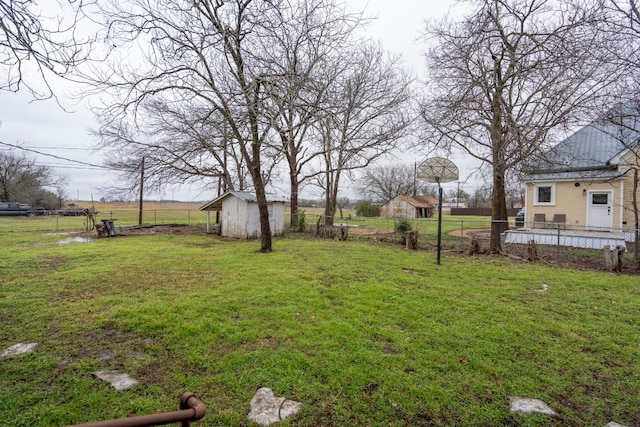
199;190;287;211
393;195;438;208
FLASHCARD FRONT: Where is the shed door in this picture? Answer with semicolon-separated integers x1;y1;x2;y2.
586;191;613;230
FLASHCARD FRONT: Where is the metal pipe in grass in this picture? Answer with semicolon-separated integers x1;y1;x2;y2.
66;392;206;427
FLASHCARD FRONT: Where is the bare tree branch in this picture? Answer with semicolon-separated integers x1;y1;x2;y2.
421;0;626;252
0;0;94;101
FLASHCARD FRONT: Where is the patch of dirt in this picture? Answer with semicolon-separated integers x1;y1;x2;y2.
74;224;208;239
447;228;491;238
117;224;207;236
345;227;393;236
503;243;639;274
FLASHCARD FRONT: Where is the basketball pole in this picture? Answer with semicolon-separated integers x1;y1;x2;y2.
416;157;458;265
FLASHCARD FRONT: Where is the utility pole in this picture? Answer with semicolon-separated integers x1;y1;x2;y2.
138;157;145;225
413;162;417;196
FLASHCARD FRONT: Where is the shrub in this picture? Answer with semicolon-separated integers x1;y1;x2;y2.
356;200;380;217
394;219;412;244
297;210;306;232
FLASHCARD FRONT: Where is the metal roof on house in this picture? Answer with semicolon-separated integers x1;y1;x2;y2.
524;104;640;181
199;190;287;211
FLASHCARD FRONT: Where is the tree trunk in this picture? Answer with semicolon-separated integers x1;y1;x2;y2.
490;165;508;253
254;181;272;253
248;147;272;252
324;170;339;227
324;192;336;226
469;236;480;255
289;172;299;229
603;245;613;270
339;225;348;241
613;246;625;273
527;240;538;261
633;168;638;268
406;230;418;250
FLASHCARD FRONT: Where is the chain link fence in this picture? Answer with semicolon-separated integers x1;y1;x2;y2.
21;208;637;271
94;209;209;228
295;213;639;271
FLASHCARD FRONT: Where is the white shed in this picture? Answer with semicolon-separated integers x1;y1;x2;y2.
199;191;287;238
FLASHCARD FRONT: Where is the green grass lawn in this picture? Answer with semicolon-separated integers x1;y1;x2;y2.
1;229;638;426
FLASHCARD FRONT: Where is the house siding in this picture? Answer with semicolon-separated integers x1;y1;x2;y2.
525;179;624;228
621;168;636;228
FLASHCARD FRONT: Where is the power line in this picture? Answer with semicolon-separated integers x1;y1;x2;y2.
39;163;111;171
15;146;92;151
0;140;110;169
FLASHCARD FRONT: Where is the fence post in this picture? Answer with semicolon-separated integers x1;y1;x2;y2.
557;228;561;260
460;220;464;252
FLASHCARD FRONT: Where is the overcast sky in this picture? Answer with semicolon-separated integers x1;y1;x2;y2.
0;0;477;203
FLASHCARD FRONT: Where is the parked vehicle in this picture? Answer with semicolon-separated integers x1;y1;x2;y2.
55;208;86;216
0;202;47;217
514;208;525;228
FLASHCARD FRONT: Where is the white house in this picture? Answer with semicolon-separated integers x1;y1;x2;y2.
199;191;287;239
521;105;639;233
504;104;640;249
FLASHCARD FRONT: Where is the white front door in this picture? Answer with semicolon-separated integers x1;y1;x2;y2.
586;191;613;230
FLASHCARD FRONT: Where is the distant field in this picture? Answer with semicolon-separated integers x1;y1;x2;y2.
76;200;205;211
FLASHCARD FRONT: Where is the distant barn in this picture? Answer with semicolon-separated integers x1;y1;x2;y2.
200;191;287;239
380;195;438;219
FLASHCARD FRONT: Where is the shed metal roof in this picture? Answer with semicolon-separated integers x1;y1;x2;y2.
199;190;287;211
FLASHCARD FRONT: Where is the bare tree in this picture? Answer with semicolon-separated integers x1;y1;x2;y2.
604;1;640;266
93;0;330;252
95;102;247;200
0;150;63;207
468;185;492;208
0;0;93;100
505;181;525;209
358;163;430;203
261;0;365;229
311;43;414;225
421;0;626;252
590;103;640;266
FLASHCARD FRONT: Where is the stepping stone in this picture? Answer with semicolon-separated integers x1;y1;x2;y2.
93;370;139;391
606;423;628;427
1;343;38;359
509;396;557;416
248;387;302;426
